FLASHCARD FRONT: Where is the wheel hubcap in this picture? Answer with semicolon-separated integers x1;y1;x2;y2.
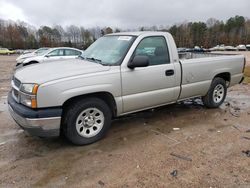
76;108;104;138
213;84;225;103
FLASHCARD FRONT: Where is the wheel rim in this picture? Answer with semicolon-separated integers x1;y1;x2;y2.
213;84;225;103
76;108;104;138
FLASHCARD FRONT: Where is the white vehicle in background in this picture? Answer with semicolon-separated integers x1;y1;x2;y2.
16;48;50;64
225;46;237;51
246;44;250;51
16;47;84;68
209;45;225;51
22;49;36;54
236;44;247;51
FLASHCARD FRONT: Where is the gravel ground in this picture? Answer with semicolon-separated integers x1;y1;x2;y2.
0;54;249;187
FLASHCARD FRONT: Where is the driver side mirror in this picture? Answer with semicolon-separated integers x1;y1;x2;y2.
128;55;149;69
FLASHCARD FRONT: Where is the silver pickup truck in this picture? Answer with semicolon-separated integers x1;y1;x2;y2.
8;32;245;145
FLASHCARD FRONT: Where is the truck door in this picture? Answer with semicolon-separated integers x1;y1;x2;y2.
121;36;179;113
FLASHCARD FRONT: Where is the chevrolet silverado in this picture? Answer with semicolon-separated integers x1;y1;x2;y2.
8;32;245;145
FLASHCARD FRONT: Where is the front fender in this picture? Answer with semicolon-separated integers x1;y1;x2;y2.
36;69;122;113
60;84;115;105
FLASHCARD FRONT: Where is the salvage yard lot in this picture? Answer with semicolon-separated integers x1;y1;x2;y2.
0;54;250;187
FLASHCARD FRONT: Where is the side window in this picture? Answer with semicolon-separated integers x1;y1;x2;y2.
58;49;64;56
48;49;64;56
75;50;82;56
65;49;81;56
135;36;170;66
48;49;59;56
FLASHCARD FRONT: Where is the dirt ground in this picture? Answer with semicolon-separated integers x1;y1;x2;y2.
0;54;250;188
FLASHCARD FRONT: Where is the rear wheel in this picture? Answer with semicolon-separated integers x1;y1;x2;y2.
63;98;111;145
202;77;227;108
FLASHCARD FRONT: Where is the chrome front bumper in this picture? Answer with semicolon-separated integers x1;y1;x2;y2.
8;104;61;137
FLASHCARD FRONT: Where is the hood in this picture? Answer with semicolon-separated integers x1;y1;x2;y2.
16;52;36;60
14;59;110;84
22;55;45;63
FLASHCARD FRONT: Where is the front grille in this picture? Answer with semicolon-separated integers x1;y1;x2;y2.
12;77;21;103
13;77;21;88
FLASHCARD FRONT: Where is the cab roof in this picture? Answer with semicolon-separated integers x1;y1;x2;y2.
107;31;169;37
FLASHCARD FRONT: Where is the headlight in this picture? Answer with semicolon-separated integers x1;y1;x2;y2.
20;84;38;94
16;57;26;63
20;93;35;107
19;84;39;108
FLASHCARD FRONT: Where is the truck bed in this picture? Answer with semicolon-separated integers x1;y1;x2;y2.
179;52;236;60
178;52;245;100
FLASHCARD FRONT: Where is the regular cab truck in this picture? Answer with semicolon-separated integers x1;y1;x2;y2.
8;32;245;145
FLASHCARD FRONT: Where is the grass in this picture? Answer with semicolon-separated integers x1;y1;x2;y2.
243;66;250;83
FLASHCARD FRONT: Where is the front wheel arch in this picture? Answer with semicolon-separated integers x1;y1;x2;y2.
62;92;117;118
23;61;39;66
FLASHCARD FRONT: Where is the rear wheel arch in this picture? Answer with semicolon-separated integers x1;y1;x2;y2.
213;72;231;86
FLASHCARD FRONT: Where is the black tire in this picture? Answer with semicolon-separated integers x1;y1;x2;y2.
202;77;227;108
63;98;111;145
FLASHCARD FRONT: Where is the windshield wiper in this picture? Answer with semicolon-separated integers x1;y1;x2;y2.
85;57;107;66
78;55;85;60
86;57;102;62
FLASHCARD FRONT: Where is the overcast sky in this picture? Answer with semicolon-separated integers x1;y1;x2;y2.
0;0;249;28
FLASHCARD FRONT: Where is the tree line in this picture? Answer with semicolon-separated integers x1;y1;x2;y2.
0;15;250;50
167;15;250;48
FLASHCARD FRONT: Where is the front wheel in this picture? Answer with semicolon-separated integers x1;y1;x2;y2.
202;77;227;108
63;98;112;145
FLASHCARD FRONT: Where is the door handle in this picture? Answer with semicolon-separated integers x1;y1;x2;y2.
165;69;174;76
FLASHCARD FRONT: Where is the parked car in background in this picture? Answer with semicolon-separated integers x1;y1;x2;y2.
225;46;237;51
16;47;50;64
22;49;36;54
16;47;83;68
178;46;209;54
178;48;194;53
15;49;25;54
209;45;218;51
177;47;201;53
177;47;187;53
0;48;15;55
194;46;206;52
236;45;247;51
209;45;226;51
246;44;250;51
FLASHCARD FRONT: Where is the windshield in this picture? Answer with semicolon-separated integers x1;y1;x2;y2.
82;35;136;65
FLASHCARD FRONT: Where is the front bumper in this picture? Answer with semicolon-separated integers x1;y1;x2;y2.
8;93;62;137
